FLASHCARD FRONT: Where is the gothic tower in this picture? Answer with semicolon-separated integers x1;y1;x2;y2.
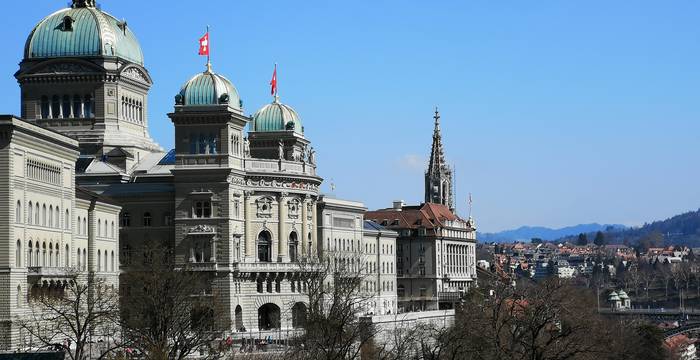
425;108;454;212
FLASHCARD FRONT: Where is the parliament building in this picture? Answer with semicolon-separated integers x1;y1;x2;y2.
0;0;474;350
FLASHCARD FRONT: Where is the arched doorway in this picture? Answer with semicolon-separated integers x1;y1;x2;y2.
292;302;307;328
258;231;272;262
235;305;243;331
289;232;298;262
258;303;280;330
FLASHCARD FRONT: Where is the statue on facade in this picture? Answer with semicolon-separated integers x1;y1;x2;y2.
243;137;250;158
278;140;285;160
308;146;316;165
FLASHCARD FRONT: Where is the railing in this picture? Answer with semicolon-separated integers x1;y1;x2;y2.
245;159;316;176
234;262;303;273
27;266;75;277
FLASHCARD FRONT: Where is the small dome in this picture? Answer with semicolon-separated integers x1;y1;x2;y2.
617;290;629;299
251;96;303;133
608;291;620;301
24;1;144;65
176;66;241;109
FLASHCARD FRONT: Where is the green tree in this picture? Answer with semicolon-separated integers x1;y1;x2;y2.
531;238;543;244
577;233;588;246
594;231;607;246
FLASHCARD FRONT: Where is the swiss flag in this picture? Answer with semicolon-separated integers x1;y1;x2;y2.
198;32;209;56
270;64;277;96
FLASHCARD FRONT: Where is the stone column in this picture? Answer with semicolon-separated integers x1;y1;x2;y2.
311;198;318;259
210;236;217;262
301;196;308;258
278;192;288;262
244;191;254;259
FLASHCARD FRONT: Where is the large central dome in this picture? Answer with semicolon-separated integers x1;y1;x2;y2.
24;0;144;65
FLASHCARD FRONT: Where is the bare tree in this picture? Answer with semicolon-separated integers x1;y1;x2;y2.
285;255;379;360
20;275;122;360
120;247;226;360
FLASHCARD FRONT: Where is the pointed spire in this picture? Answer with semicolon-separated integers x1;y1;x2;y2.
425;107;454;212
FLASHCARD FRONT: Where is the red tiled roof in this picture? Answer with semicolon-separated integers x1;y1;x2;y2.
365;202;463;230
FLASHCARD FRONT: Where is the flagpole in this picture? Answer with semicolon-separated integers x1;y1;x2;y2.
206;25;211;68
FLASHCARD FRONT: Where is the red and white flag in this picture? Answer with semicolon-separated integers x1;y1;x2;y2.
270;64;278;96
198;32;210;56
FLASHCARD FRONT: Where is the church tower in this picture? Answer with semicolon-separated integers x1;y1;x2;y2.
425;108;454;212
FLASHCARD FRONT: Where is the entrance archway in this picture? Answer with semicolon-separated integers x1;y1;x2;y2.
257;303;280;330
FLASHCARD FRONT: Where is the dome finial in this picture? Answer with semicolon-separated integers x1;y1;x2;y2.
72;0;95;8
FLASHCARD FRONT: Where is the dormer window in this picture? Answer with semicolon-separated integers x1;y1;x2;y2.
62;16;74;31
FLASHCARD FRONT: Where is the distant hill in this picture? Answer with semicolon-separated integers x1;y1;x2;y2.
479;223;626;243
555;208;700;248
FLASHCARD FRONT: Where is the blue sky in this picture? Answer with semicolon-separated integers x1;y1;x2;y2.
2;0;700;232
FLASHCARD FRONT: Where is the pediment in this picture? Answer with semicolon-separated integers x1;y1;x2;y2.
120;66;152;84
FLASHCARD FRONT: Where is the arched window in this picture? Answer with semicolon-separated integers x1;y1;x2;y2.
65;210;70;230
104;251;108;272
42;242;47;267
82;249;87;271
62;95;71;118
208;133;217;154
27;241;33;267
49;243;53;267
198;134;206;154
77;248;81;269
15;201;21;224
143;212;152;227
82;218;86;235
289;232;298;262
35;203;39;225
73;95;82;118
55;207;60;229
48;206;53;228
189;134;197;154
97;220;102;236
257;231;272;262
65;245;69;267
111;221;115;238
111;251;115;272
97;250;101;272
28;201;33;225
41;96;50;119
15;240;21;268
51;96;60;118
42;205;47;226
84;95;94;118
77;216;81;235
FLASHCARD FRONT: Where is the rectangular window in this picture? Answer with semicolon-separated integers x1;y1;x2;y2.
194;201;212;218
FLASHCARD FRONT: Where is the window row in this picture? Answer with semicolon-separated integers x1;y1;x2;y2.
23;240;70;268
26;158;61;184
18;201;69;230
40;94;94;119
188;133;218;155
96;219;117;239
364;280;394;293
121;96;144;124
96;249;116;272
120;211;172;227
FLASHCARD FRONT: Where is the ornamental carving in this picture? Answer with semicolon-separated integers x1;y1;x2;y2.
121;67;148;83
287;198;301;219
188;224;215;234
36;63;94;74
245;178;319;192
256;197;274;218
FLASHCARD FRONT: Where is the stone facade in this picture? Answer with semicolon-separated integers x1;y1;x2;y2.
0;116;120;350
317;196;398;316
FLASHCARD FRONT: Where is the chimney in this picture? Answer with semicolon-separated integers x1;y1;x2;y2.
393;200;404;211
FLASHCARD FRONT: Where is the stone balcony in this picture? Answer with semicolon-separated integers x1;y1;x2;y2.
233;262;304;274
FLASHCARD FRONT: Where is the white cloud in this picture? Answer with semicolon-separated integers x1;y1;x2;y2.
394;154;427;173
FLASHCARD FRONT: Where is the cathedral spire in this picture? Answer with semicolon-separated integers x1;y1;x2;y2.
425;107;455;212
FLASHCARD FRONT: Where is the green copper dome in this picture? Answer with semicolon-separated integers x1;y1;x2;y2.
176;66;241;109
24;1;144;65
252;96;303;133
